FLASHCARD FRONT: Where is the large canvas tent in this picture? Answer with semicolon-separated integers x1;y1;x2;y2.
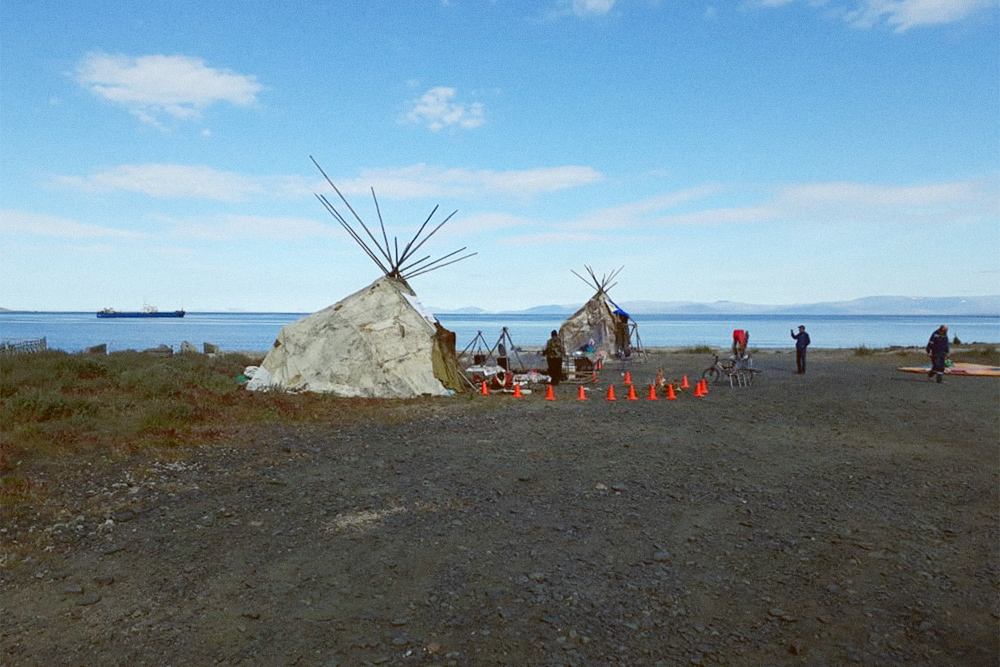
247;157;472;398
559;266;641;360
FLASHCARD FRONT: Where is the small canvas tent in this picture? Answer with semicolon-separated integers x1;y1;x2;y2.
247;157;473;397
559;266;641;360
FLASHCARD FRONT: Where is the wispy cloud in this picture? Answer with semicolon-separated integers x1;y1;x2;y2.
54;165;310;202
846;0;998;31
74;52;264;125
403;87;484;132
754;0;999;31
52;162;602;202
497;177;998;245
337;164;604;199
770;178;1000;222
0;210;146;239
166;214;341;241
569;0;617;16
0;208;342;243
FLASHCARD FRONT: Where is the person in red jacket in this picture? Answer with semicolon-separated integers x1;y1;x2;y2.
732;329;749;358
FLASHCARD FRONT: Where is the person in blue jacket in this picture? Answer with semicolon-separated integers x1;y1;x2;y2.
790;325;810;373
925;324;950;383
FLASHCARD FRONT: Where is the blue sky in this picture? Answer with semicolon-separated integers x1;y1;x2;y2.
1;0;998;312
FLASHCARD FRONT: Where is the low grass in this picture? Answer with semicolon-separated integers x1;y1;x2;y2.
0;350;471;483
954;343;998;364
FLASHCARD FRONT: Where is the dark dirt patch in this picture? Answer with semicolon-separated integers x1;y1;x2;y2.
2;351;997;666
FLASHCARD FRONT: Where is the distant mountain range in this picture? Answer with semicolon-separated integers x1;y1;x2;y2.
431;296;1000;316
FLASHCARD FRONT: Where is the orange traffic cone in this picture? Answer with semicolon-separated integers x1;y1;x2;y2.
545;384;556;400
606;384;617;401
480;380;490;395
700;379;709;395
591;369;598;382
681;375;690;390
577;384;588;401
694;381;704;398
666;383;677;400
623;370;633;384
647;384;658;400
513;382;523;398
627;383;638;400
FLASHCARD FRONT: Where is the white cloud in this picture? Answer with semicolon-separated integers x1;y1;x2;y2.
643;178;999;226
53;162;601;203
770;179;1000;222
404;87;484;132
501;230;607;246
167;215;342;241
338;164;603;199
753;0;998;30
522;177;998;235
846;0;998;30
0;210;145;238
571;0;617;15
54;165;311;202
446;211;539;236
74;52;264;125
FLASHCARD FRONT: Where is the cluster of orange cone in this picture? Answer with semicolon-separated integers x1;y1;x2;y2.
538;374;711;401
483;374;711;401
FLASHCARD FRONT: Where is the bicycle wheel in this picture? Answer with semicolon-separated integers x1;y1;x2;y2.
702;367;720;383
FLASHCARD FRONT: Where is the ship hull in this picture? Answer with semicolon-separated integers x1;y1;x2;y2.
97;311;185;318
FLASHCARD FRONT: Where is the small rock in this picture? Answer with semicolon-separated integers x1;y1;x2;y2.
63;583;84;595
94;576;115;586
77;593;102;606
653;550;671;562
100;544;124;555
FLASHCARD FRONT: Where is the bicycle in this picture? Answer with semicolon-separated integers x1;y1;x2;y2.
703;353;757;387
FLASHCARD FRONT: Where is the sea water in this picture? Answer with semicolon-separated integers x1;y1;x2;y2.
1;311;997;354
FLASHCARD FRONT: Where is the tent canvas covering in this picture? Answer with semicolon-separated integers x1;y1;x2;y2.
558;266;636;359
247;276;464;397
559;291;631;358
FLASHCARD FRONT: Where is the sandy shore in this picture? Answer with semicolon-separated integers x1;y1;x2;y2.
1;350;997;666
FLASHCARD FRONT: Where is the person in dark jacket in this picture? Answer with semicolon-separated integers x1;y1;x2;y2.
926;325;950;383
790;325;810;373
543;330;566;385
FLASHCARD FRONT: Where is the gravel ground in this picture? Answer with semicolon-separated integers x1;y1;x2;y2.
1;349;997;666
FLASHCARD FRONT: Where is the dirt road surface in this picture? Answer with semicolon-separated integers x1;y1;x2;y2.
2;350;997;666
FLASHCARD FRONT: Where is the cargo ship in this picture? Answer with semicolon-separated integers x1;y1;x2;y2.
97;305;185;318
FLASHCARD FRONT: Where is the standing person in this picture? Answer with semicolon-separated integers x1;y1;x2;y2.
543;330;566;386
926;324;950;383
790;325;810;374
732;329;749;358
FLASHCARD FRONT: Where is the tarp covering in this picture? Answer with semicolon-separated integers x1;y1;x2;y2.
247;276;463;397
